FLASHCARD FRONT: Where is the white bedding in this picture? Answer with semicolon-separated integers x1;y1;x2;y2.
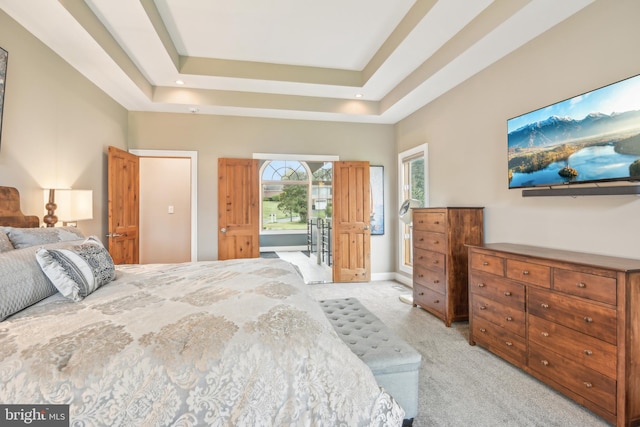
0;257;404;426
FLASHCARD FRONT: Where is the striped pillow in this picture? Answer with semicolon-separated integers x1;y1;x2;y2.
36;236;116;302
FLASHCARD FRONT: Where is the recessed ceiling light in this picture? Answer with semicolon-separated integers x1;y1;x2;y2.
355;93;363;98
176;79;185;85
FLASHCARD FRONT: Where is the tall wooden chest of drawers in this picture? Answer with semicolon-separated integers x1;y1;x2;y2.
468;243;640;426
412;207;483;326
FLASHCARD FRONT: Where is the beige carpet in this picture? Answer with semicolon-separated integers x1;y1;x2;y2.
308;280;611;427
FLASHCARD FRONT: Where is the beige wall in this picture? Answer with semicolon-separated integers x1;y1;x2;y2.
128;112;397;274
396;0;640;261
139;157;191;263
0;10;128;241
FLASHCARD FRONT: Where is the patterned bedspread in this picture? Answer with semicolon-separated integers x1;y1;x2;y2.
0;258;404;426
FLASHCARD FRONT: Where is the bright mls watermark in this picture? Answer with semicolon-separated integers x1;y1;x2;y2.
0;405;69;426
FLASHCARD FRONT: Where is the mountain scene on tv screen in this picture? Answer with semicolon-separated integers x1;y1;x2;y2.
508;110;640;188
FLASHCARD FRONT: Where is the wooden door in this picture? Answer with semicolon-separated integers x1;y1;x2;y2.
218;158;260;260
332;161;371;282
107;146;140;264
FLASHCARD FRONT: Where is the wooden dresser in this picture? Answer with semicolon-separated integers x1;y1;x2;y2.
467;243;640;427
412;207;483;326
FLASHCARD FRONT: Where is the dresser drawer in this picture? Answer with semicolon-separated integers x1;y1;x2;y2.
414;248;445;273
472;316;526;366
528;345;616;414
471;295;525;337
413;211;446;233
469;272;524;310
470;252;505;276
528;315;616;379
553;269;616;305
413;284;445;315
414;231;448;253
506;259;551;288
528;287;617;345
414;264;446;293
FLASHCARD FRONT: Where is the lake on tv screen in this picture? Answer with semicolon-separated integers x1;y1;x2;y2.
509;144;639;188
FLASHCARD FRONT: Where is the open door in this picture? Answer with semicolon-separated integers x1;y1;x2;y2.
332;161;371;282
107;146;140;264
218;158;260;260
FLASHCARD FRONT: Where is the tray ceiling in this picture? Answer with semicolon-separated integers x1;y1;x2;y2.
0;0;594;123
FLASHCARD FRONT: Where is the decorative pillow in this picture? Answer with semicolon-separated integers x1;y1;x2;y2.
5;226;85;249
0;230;13;252
36;236;116;302
0;241;83;320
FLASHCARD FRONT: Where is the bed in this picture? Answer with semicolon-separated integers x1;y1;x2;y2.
0;186;404;426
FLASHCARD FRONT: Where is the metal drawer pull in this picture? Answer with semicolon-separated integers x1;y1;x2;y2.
480;306;487;310
541;360;549;366
418;274;424;278
577;282;586;288
477;283;486;288
505;342;513;346
433;221;440;225
433;260;439;264
433;240;439;244
433;299;440;304
433;280;440;284
504;291;512;296
584;350;593;356
480;328;486;333
482;261;489;266
584;382;593;388
522;270;529;275
584;316;593;323
505;316;513;321
418;292;424;296
541;303;549;309
541;332;549;337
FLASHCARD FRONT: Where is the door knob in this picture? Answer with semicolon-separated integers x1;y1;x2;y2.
220;227;227;233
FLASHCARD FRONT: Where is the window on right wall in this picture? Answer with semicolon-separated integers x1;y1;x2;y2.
398;144;428;275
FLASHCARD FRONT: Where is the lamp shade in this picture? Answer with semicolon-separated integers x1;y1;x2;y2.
44;189;93;222
399;199;420;224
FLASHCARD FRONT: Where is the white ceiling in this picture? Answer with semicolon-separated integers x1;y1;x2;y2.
1;0;595;124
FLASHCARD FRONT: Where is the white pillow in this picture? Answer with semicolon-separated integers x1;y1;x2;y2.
5;226;85;249
36;236;116;302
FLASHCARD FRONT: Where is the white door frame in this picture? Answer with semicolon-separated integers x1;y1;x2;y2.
130;149;198;262
397;144;429;278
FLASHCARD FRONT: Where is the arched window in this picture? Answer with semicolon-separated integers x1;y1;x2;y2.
260;160;332;232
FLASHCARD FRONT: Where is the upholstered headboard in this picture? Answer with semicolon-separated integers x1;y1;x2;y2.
0;187;40;228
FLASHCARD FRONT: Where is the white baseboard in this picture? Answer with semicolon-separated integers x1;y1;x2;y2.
394;273;413;287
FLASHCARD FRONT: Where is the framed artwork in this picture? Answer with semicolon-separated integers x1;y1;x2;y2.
0;47;7;148
370;165;384;235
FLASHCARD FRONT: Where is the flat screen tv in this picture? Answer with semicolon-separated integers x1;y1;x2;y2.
508;74;640;189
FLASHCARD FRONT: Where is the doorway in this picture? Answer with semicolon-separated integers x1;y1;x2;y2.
130;149;198;263
256;155;335;283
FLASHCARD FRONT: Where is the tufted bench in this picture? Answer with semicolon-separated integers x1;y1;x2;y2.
319;297;421;426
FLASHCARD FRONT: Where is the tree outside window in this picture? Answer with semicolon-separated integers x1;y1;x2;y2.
260;160;332;231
